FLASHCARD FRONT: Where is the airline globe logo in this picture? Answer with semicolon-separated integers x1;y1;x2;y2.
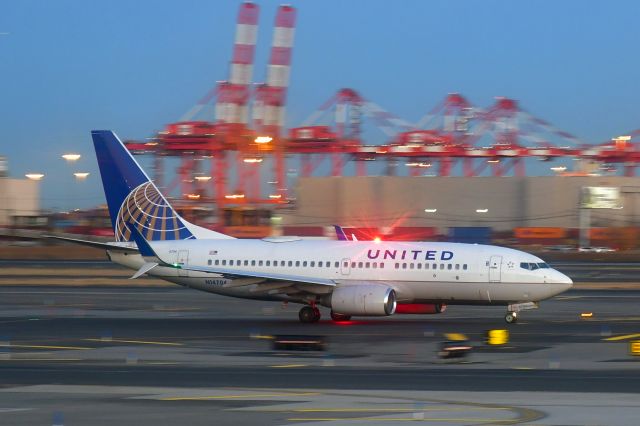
115;182;193;242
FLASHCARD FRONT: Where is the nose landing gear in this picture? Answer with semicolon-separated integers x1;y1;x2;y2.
504;312;518;324
504;302;539;324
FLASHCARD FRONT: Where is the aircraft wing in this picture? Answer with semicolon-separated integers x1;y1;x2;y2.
42;235;138;253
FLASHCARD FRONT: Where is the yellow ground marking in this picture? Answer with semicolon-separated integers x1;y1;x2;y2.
250;334;275;340
152;307;202;312
603;333;640;341
84;338;183;346
269;364;308;368
444;333;468;341
162;392;319;401
0;344;91;350
290;407;507;413
287;417;505;422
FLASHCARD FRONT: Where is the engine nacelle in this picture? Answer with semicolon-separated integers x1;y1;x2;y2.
395;303;446;315
323;285;397;316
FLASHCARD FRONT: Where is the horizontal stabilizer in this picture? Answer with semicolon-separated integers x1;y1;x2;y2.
42;235;138;253
130;262;159;279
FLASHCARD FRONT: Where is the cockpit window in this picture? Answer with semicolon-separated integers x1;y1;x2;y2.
520;262;550;270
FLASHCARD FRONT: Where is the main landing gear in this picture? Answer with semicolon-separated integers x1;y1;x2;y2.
298;306;321;323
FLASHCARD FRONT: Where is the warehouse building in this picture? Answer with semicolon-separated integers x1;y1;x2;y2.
0;177;40;227
284;176;640;233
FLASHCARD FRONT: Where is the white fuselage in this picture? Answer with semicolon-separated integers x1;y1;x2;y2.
108;239;573;306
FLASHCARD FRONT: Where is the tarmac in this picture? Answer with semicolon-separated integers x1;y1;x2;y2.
0;279;639;425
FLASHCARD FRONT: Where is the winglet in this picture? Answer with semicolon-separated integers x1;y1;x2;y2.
333;225;348;241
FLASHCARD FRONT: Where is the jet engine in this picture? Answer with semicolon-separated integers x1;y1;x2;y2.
322;285;397;316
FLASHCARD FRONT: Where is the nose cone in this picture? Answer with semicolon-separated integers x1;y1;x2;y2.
552;269;573;292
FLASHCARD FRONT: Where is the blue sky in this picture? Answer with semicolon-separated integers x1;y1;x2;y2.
1;0;638;209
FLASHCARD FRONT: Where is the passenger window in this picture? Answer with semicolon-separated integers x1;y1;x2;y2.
310;261;315;267
303;261;308;267
318;261;323;267
229;260;234;266
266;261;270;266
336;262;340;268
455;264;460;270
351;262;356;268
365;262;370;268
237;260;241;265
447;264;452;270
343;262;348;268
207;259;212;266
244;260;249;266
380;263;385;269
395;263;400;269
251;260;256;266
417;263;422;269
295;261;300;267
463;264;468;270
409;263;414;269
222;260;227;266
433;264;437;269
402;263;407;269
215;259;220;266
358;262;363;268
440;264;444;270
259;261;263;266
288;261;292;267
373;262;377;269
281;261;285;267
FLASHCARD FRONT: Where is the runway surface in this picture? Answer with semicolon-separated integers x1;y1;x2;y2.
1;284;639;425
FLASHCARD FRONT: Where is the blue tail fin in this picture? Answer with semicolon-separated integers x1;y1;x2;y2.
333;225;348;241
92;130;197;242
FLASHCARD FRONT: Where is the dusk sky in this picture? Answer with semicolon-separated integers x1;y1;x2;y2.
1;0;639;209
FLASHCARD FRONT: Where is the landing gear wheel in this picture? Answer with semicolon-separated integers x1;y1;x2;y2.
330;311;352;322
504;312;518;324
299;306;321;323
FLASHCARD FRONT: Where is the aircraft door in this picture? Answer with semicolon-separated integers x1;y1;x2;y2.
488;255;502;282
177;250;189;277
340;258;351;276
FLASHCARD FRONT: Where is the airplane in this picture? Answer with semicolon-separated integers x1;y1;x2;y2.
50;130;573;324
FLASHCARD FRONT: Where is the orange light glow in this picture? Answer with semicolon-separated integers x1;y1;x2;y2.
373;236;382;243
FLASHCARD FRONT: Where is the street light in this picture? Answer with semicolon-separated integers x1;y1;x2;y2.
194;176;212;182
25;173;44;180
424;208;437;213
476;208;488;213
73;172;90;180
62;153;81;162
254;136;273;144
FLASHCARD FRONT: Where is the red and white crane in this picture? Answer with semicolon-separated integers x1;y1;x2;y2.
215;2;260;126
